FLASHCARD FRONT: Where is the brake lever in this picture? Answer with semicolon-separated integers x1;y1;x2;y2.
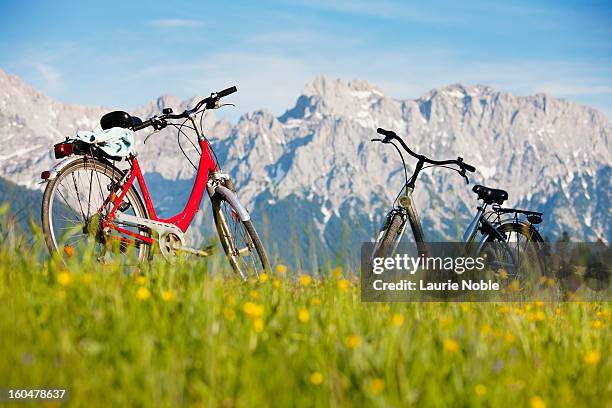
371;138;393;143
143;130;158;144
205;98;220;109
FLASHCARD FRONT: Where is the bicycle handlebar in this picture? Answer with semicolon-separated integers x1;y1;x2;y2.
375;127;476;173
217;86;237;98
132;86;238;132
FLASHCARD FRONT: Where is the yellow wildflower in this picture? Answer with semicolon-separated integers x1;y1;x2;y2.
310;296;322;306
369;378;385;394
250;290;259;299
529;396;546;408
310;371;324;385
509;280;520;292
253;318;264;333
592;320;603;329
63;245;76;258
332;266;343;279
499;305;511;314
443;338;460;353
299;274;312;286
135;275;146;285
529;310;546;321
136;286;151;300
583;350;601;365
338;279;350;291
223;308;236;321
440;316;454;329
504;332;515;344
298;308;310;323
259;273;269;283
474;384;487;396
272;279;281;288
243;302;264;319
345;335;361;349
391;313;404;327
275;264;287;274
161;290;175;302
57;271;72;287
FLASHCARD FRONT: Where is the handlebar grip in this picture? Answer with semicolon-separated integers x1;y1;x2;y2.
132;119;153;131
376;127;396;138
217;86;237;98
463;163;476;173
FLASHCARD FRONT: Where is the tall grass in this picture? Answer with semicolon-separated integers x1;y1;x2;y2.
0;219;610;407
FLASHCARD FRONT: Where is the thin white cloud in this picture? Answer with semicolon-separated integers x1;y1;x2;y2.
122;38;612;123
33;63;62;91
148;19;202;28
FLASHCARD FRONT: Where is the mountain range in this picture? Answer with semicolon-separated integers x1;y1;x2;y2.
0;69;610;266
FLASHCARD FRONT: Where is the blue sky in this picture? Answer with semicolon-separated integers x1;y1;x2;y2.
1;0;611;121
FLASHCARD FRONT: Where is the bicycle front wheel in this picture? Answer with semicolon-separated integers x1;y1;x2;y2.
371;212;404;261
212;196;270;280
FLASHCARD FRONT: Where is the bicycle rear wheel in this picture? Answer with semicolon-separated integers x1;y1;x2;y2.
484;221;545;285
212;197;270;280
41;158;149;262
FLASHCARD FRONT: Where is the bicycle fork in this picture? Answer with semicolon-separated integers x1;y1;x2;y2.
372;188;429;260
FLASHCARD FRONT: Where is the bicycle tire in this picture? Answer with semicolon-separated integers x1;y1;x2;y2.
372;212;404;260
484;221;546;284
41;157;150;261
212;196;270;280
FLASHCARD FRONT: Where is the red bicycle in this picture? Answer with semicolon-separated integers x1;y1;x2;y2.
40;86;270;279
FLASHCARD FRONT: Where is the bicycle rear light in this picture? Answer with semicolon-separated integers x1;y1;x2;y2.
54;142;74;159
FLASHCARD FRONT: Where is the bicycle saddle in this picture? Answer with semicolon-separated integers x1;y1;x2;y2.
472;184;508;205
100;111;143;130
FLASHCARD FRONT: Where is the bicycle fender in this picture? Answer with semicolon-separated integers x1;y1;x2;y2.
214;185;251;222
39;155;83;182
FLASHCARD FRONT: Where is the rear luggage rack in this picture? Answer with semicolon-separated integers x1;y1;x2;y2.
492;206;543;224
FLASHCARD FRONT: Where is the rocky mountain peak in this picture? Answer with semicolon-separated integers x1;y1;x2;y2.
281;76;387;122
303;75;383;99
0;72;610;245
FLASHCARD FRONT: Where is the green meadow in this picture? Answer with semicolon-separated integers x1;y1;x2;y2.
0;223;610;407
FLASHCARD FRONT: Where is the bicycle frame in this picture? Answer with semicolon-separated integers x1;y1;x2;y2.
377;187;508;258
102;137;218;246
